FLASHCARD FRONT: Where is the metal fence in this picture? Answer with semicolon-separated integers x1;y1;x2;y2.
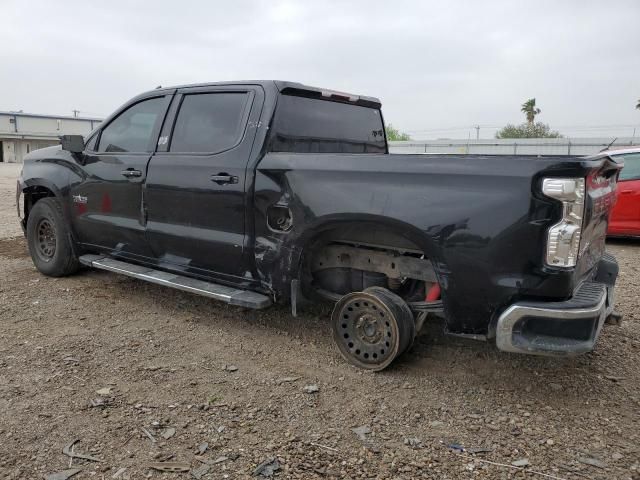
389;137;639;156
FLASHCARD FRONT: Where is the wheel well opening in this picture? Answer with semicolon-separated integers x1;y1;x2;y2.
23;186;55;221
300;223;440;306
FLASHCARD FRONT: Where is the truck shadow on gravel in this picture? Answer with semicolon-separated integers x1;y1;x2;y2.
80;266;598;383
3;235;604;383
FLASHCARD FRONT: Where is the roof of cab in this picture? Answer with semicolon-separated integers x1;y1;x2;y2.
149;80;382;109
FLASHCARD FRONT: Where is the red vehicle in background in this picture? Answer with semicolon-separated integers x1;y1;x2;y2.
604;147;640;237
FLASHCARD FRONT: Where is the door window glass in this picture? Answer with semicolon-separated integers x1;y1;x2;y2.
170;93;249;153
619;153;640;181
98;97;165;153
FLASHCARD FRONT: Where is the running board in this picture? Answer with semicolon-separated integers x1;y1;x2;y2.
79;254;272;309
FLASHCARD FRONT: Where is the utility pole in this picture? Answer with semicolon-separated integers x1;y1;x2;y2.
72;109;80;118
474;125;480;140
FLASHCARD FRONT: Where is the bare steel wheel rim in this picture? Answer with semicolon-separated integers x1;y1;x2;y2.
36;218;56;261
333;293;399;367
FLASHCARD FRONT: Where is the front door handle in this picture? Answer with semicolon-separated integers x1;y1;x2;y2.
121;169;142;178
211;173;238;185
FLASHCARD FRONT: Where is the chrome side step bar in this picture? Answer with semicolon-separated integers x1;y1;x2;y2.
79;254;272;309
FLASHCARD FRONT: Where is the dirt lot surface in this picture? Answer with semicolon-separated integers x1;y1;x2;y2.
0;162;639;479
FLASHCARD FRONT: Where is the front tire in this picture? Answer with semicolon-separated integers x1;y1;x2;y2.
26;197;79;277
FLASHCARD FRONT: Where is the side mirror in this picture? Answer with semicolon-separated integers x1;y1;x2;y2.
60;135;85;154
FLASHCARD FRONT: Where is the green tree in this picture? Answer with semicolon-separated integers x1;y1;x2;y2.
385;124;411;141
521;98;541;125
496;122;563;139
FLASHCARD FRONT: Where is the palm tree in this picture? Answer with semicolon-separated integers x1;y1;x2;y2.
521;98;541;125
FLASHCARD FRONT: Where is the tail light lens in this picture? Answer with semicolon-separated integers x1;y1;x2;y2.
542;178;585;268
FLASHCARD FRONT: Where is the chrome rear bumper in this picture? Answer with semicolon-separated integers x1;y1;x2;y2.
496;283;614;356
496;253;618;356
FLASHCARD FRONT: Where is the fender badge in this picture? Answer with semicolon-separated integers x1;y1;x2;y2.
73;195;88;204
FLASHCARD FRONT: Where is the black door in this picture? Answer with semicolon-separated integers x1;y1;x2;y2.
145;86;263;278
70;94;171;259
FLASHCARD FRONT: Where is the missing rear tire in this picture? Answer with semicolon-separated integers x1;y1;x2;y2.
331;287;415;371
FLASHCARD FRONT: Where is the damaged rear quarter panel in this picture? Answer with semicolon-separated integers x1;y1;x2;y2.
252;152;601;335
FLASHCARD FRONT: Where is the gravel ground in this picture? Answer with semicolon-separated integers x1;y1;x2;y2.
0;162;639;479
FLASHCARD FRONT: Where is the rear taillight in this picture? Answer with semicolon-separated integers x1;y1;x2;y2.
542;178;585;268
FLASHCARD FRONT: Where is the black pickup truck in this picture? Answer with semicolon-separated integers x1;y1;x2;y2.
17;80;622;370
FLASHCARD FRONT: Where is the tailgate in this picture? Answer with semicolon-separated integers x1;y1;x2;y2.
576;155;623;279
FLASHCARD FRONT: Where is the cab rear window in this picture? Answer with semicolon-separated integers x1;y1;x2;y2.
269;94;386;154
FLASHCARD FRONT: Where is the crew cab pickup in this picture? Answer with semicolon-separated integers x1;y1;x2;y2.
17;80;622;370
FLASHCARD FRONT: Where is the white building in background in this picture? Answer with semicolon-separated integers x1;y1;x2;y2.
0;111;101;163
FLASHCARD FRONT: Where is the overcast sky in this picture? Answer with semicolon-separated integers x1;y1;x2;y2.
2;0;639;139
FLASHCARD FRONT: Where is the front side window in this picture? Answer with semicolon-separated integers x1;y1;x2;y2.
85;134;98;151
170;92;250;153
98;97;165;153
618;153;640;181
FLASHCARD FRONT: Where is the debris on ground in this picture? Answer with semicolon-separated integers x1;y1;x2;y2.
112;467;127;478
147;462;191;473
352;425;371;442
276;376;300;384
161;427;176;439
466;447;494;454
140;427;156;443
62;439;102;462
89;397;112;408
511;458;530;467
223;364;238;372
577;456;608;469
303;384;319;394
404;437;422;448
197;442;208;455
45;469;82;480
190;464;210;479
95;387;112;396
253;457;281;477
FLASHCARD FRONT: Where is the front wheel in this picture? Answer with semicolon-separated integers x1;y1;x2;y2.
26;197;79;277
331;286;416;371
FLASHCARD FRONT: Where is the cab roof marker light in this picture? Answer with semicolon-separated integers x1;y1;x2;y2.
320;90;358;103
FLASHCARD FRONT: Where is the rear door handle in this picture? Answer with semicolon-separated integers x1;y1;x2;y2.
210;173;238;185
121;169;142;178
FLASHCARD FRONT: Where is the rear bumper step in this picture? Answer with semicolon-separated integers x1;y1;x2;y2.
496;254;618;356
496;282;612;356
79;254;272;309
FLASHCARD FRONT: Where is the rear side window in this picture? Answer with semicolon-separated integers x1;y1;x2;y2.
170;92;250;153
619;153;640;181
270;95;386;154
98;97;165;153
